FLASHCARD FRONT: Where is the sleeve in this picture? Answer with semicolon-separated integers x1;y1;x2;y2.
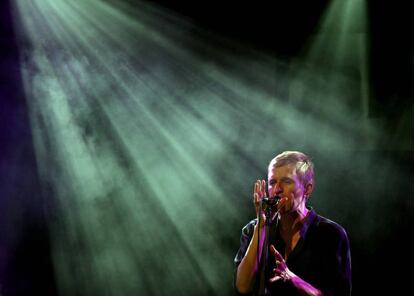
233;220;256;295
321;226;352;296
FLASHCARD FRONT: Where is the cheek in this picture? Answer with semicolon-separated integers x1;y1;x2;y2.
286;184;297;194
293;182;305;194
294;187;304;196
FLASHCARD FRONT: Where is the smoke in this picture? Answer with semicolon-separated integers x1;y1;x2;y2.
11;0;414;295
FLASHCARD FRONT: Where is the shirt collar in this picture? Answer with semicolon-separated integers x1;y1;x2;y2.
299;206;317;238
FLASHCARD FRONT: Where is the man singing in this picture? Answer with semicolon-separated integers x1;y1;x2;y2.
234;151;351;296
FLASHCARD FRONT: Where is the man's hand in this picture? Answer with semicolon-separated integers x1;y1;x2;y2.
253;180;267;228
269;245;293;283
269;245;324;296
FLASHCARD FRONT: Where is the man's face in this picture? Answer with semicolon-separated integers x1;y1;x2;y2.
268;164;307;213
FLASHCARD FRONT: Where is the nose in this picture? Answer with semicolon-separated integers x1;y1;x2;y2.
270;182;283;197
275;184;283;195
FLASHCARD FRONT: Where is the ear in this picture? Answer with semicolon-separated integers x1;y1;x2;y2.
304;183;313;199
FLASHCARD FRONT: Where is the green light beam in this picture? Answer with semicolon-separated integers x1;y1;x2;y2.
12;0;381;295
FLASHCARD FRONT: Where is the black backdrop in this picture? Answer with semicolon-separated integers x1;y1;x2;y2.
1;0;413;295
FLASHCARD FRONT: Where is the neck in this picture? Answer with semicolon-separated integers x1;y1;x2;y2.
280;206;309;232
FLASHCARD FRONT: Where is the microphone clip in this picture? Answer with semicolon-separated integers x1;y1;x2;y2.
260;196;281;225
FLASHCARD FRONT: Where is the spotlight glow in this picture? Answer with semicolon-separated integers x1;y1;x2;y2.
12;0;375;295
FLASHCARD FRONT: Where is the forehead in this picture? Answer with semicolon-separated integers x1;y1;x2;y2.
268;164;297;179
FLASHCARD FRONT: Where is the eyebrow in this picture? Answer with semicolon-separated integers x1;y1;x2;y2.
268;176;294;183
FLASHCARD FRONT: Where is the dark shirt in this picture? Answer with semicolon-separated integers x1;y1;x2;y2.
234;208;352;296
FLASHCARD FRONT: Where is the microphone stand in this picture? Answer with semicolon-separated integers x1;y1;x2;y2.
258;198;279;296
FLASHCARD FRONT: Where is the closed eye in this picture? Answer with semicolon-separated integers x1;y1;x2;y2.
281;177;294;184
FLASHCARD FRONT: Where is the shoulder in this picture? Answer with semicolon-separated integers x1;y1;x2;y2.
312;214;349;243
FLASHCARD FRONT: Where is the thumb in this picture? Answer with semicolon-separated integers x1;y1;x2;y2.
257;211;266;229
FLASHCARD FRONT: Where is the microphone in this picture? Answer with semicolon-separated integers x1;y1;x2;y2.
260;195;282;225
261;195;281;208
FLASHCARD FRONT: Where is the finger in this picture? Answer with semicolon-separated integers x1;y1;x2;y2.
276;196;289;210
254;193;262;213
260;211;266;223
261;180;267;197
254;181;259;196
269;275;283;283
255;180;264;199
254;180;261;202
270;245;284;261
270;244;277;254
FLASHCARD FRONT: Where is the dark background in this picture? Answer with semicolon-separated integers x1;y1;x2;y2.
1;0;413;295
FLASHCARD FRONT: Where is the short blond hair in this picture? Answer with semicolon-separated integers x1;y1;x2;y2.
268;151;314;186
